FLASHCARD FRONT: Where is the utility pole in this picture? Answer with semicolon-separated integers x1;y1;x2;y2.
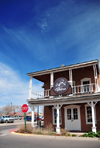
11;102;12;112
37;104;39;125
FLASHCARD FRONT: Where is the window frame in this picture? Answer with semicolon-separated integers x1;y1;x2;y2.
85;104;96;124
81;78;91;93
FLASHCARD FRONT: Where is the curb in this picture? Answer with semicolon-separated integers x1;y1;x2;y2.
11;131;100;141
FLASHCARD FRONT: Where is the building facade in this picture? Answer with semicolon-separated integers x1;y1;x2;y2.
27;60;100;133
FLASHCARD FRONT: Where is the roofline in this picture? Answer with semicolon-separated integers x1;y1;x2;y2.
27;59;99;77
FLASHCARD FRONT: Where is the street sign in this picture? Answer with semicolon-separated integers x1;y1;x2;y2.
22;104;28;113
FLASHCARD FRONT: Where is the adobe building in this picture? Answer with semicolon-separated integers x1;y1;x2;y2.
27;59;100;133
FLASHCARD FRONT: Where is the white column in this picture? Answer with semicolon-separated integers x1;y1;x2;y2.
91;101;96;133
69;69;74;95
54;104;62;134
88;101;97;133
69;69;73;86
31;106;34;127
56;104;60;133
93;64;98;92
50;72;54;88
29;76;32;99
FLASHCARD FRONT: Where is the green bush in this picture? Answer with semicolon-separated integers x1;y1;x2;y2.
88;132;96;138
72;134;76;137
97;131;100;137
82;134;88;137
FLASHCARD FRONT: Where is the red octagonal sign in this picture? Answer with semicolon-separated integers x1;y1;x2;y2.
22;104;28;113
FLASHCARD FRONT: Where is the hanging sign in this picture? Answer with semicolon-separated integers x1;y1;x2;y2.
53;77;69;95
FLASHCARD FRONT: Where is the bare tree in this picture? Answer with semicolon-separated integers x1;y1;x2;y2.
0;110;3;117
15;105;22;112
2;105;12;115
1;105;22;115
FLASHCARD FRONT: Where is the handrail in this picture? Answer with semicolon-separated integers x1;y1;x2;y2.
31;83;96;99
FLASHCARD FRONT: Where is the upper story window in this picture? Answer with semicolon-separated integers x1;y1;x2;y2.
81;78;91;94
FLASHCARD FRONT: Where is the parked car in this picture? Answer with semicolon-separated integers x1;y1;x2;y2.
1;115;14;123
25;116;36;122
36;116;44;121
14;116;22;120
0;117;4;123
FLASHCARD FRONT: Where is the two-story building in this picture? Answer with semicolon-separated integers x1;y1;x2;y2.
27;59;100;133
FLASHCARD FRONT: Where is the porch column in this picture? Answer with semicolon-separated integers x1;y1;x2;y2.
31;106;35;127
28;104;35;127
57;104;60;133
93;64;98;92
50;72;54;88
54;104;62;134
88;101;97;133
69;69;74;95
29;76;32;99
69;69;73;86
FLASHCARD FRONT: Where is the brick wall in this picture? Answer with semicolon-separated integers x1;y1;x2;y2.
44;102;100;132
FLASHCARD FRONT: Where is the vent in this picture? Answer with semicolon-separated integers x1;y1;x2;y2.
61;64;65;67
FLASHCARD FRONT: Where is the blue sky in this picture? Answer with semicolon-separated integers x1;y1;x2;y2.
0;0;100;110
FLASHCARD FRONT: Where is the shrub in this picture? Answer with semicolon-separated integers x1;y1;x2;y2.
60;128;66;135
82;134;88;137
65;132;71;137
45;123;54;132
97;131;100;137
88;132;96;138
72;134;76;137
48;131;56;135
18;124;32;133
36;130;44;135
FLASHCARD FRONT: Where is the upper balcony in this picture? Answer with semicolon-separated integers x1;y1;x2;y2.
31;82;100;99
27;59;100;100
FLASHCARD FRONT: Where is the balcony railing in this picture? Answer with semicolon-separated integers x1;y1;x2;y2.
31;83;96;99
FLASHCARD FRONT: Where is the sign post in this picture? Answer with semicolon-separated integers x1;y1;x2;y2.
22;104;28;132
24;113;26;132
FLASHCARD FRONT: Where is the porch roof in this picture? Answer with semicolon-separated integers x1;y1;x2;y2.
27;59;99;77
27;59;99;82
27;92;100;106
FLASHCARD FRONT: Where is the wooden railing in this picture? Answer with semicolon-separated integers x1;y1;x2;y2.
31;83;96;99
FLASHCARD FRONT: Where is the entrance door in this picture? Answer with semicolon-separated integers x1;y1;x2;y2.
64;105;81;131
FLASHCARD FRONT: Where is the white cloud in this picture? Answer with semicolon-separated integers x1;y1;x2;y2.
0;63;43;108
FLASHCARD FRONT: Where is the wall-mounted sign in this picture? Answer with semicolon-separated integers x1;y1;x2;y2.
53;77;69;95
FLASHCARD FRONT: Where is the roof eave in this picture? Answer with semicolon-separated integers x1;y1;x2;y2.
27;59;99;77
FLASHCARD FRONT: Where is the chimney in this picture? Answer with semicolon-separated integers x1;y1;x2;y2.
61;64;65;67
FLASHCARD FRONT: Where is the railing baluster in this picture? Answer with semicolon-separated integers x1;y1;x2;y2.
31;83;95;99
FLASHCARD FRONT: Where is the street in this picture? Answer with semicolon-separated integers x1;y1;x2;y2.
0;120;100;148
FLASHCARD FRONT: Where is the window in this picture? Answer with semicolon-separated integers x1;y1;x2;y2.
81;78;91;93
73;108;78;120
86;106;92;123
67;108;71;120
52;108;61;125
85;105;96;124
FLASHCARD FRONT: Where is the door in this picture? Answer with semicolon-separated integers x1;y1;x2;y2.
65;105;81;131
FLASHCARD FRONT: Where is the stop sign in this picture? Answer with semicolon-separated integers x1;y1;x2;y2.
22;104;28;113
